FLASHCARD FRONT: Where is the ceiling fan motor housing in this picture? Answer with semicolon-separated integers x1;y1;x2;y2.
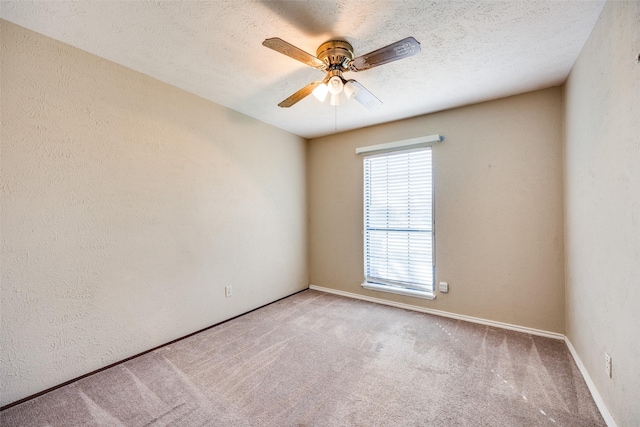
316;40;354;71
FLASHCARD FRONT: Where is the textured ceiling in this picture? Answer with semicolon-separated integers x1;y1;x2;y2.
1;1;605;139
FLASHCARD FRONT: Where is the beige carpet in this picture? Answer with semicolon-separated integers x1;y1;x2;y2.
1;290;605;426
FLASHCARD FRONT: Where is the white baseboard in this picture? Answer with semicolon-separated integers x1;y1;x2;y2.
309;284;617;426
564;338;617;427
309;284;564;340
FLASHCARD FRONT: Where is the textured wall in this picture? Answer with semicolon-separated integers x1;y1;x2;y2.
0;20;307;406
308;88;565;333
564;1;640;425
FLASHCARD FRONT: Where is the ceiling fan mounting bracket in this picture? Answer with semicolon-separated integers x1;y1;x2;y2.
316;40;354;71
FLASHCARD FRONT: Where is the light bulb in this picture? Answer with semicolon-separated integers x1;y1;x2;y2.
327;76;344;95
312;83;328;102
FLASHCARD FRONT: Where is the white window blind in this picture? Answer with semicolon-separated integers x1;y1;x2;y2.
363;148;434;293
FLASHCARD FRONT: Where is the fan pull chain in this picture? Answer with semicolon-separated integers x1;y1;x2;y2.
334;105;337;131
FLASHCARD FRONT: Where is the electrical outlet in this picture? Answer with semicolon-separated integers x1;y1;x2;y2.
225;285;232;298
605;353;612;378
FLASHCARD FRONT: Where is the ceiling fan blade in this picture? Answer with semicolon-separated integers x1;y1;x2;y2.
263;38;327;70
349;37;421;72
345;80;382;109
278;81;323;108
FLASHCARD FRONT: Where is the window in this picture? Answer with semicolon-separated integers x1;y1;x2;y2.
362;147;435;299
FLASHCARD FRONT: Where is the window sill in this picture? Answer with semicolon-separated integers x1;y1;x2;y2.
361;282;436;300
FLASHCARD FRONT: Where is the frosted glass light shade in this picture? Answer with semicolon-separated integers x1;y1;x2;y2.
330;92;347;106
312;83;329;102
344;80;359;99
327;76;344;95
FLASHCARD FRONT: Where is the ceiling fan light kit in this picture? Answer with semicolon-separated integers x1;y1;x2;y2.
262;36;421;109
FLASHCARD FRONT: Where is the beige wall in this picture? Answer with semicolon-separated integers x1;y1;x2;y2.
308;88;565;333
0;20;308;406
564;1;640;425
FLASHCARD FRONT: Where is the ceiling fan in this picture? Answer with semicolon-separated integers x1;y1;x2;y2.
262;37;421;108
